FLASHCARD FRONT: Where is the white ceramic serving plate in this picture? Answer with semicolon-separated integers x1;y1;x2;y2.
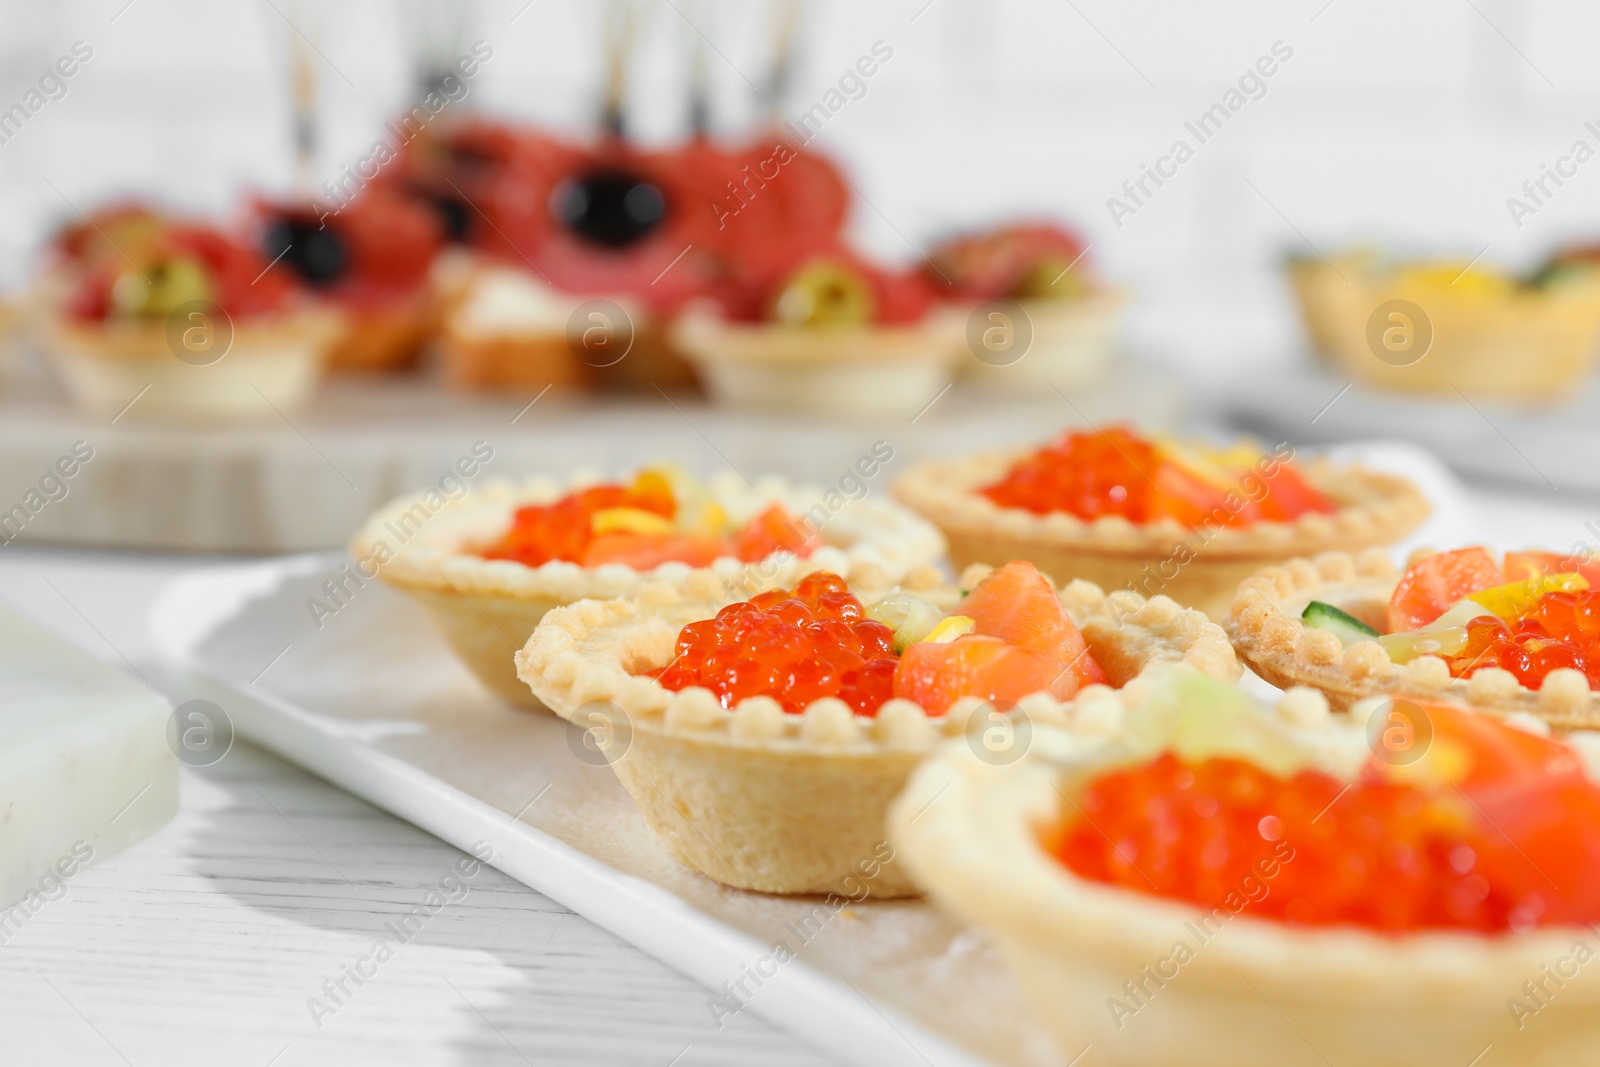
146;442;1469;1066
148;553;1064;1067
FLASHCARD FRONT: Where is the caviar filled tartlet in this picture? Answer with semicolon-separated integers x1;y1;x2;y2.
894;426;1429;621
355;468;944;708
46;215;337;421
1295;251;1600;401
673;244;962;418
516;559;1239;897
892;671;1600;1066
1231;546;1600;728
256;187;444;373
925;222;1124;389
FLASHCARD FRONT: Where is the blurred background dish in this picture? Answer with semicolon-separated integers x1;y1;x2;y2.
1287;249;1600;401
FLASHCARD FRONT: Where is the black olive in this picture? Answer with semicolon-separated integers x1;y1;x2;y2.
263;217;348;286
426;192;474;243
553;169;666;249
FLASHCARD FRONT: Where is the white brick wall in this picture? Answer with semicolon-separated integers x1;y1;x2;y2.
4;0;1599;370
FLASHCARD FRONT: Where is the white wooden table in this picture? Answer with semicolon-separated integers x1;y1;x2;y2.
0;546;834;1067
0;481;1591;1067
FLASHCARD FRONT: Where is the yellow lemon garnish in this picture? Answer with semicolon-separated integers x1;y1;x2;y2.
1469;572;1587;620
630;468;675;500
925;615;976;643
678;501;727;538
591;507;674;536
1154;438;1262;489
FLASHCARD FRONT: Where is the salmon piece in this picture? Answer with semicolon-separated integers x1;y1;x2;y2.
957;560;1106;687
893;635;1083;715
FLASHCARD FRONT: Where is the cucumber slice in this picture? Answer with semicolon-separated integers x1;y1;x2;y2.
1302;600;1380;646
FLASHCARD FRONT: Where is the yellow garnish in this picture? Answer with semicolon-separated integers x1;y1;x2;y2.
678;501;728;538
1399;264;1511;297
1469;572;1587;620
591;507;673;536
925;615;976;643
630;469;675;500
1155;438;1262;489
1376;736;1476;793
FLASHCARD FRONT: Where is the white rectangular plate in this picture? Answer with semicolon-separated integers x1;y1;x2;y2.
148;442;1470;1067
150;554;1063;1067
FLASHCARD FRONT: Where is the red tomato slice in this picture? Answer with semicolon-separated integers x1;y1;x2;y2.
732;504;820;563
1255;462;1338;521
1503;550;1600;587
1386;547;1502;633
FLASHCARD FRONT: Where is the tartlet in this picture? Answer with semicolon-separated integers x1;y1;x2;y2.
925;222;1124;389
1292;251;1600;401
515;562;1240;897
673;246;963;418
894;428;1430;621
48;310;338;422
355;471;944;708
44;215;338;421
1229;546;1600;729
891;674;1600;1067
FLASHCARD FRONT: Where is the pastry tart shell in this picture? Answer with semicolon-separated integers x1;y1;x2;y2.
45;307;340;422
891;688;1600;1067
515;564;1240;897
353;473;946;709
1299;256;1600;402
1228;548;1600;730
894;451;1429;621
671;312;964;419
957;288;1126;390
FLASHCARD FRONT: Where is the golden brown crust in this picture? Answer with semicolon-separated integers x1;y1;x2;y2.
437;331;590;391
892;449;1428;620
1227;548;1600;730
894;451;1429;562
354;472;946;709
515;565;1240;896
890;692;1600;1067
324;298;437;373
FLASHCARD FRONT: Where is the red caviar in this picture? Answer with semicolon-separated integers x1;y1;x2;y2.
1051;710;1600;933
980;427;1335;526
655;571;897;715
1449;591;1600;689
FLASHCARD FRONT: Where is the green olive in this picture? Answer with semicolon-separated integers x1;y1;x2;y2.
771;260;875;327
1014;257;1085;301
111;255;214;320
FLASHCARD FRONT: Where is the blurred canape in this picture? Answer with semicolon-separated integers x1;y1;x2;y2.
925;222;1124;389
45;214;337;421
254;186;445;374
1288;250;1600;402
673;239;963;418
434;259;594;392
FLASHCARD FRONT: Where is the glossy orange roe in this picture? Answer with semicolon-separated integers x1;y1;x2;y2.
655;572;897;715
1052;738;1600;933
980;427;1335;526
479;475;815;570
1449;591;1600;689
